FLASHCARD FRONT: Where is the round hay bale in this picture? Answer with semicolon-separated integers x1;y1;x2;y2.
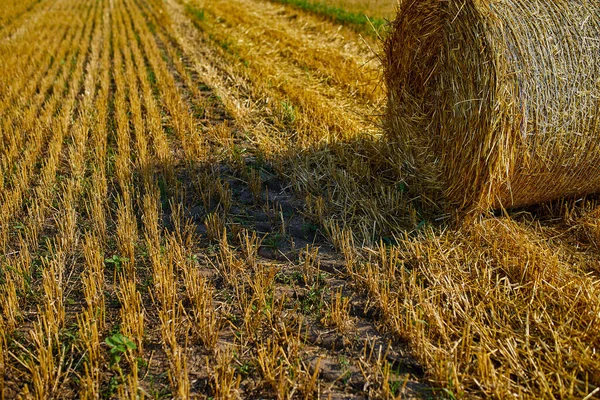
385;0;600;212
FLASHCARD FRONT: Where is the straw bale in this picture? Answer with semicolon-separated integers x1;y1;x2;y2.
384;0;600;211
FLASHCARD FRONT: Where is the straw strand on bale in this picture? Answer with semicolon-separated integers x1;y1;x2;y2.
385;0;600;212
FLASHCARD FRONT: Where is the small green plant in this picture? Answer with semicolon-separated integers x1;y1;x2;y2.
103;375;120;398
105;333;137;367
235;360;255;376
185;4;205;21
338;355;350;368
263;233;285;249
281;100;296;125
136;356;148;369
104;254;129;273
388;369;408;397
331;355;351;384
300;283;326;314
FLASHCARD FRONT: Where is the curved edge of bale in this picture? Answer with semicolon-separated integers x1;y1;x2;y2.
384;0;513;214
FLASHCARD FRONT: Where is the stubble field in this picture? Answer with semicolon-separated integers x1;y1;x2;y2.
0;0;599;399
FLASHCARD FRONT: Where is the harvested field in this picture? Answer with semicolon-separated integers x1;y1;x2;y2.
0;0;599;399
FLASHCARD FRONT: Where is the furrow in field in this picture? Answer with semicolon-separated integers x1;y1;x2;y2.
120;1;197;394
75;7;113;395
0;2;98;251
134;0;226;142
65;3;109;398
163;0;379;153
0;0;46;40
123;0;202;162
162;0;257;131
1;0;104;397
126;2;241;197
120;9;151;187
83;0;113;244
18;0;97;223
15;0;99;318
0;3;88;176
0;7;70;112
123;5;174;179
106;0;141;347
0;1;92;176
0;0;40;27
0;0;93;113
193;0;382;104
111;0;135;194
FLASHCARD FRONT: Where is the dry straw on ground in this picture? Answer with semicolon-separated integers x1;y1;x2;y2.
385;0;600;212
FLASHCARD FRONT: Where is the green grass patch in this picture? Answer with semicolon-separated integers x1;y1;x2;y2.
268;0;387;36
185;3;205;22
